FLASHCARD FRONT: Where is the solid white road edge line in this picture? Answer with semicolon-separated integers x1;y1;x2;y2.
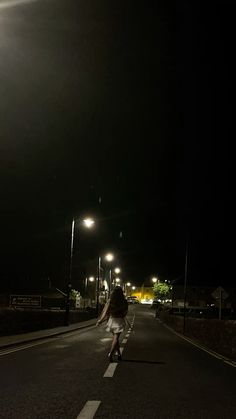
160;320;236;368
0;0;40;10
103;362;118;377
76;401;101;419
0;337;59;356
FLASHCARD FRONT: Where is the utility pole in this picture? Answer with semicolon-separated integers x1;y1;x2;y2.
65;218;75;326
96;257;101;317
183;240;188;335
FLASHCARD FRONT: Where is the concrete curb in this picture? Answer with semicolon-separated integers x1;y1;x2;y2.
0;319;97;351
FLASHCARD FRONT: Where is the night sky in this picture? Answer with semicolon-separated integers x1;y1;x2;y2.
0;1;234;291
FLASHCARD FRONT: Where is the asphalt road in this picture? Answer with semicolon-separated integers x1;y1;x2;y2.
0;304;235;419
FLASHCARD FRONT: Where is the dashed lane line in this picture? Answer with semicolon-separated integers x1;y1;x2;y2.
103;362;118;377
76;401;101;419
103;314;135;378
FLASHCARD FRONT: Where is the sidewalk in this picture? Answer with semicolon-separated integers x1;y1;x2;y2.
0;318;96;350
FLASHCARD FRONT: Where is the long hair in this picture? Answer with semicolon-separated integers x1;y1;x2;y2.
109;286;128;317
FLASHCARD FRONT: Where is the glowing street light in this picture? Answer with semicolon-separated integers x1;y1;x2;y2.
105;253;114;262
115;278;120;283
114;267;121;274
152;277;158;283
101;253;115;299
132;286;136;290
89;276;95;282
65;216;95;325
83;218;95;228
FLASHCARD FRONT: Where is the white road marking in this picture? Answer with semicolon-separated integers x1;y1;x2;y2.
100;337;112;343
122;338;128;344
76;401;101;419
0;337;59;356
161;321;236;368
0;0;39;10
224;360;236;368
103;362;118;377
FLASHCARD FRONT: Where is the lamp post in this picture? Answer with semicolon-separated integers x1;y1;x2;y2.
104;253;114;298
85;276;95;298
126;282;131;296
65;217;95;326
183;240;188;335
95;253;114;316
96;257;101;317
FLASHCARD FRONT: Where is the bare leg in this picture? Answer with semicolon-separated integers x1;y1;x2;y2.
115;334;121;356
109;333;121;361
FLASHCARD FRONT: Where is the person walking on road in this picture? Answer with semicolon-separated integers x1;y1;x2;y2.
96;286;128;362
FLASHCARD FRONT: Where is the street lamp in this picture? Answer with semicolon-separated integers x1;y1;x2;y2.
125;282;131;296
85;276;95;297
65;216;95;326
104;253;115;297
105;253;114;262
152;277;158;283
83;218;95;228
96;252;115;316
114;267;121;274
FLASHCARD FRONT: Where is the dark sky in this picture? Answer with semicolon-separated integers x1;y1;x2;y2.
0;0;234;290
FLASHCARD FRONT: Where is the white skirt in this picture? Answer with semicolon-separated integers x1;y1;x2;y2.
106;316;126;333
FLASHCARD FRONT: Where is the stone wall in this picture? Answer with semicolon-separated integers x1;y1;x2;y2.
0;308;96;336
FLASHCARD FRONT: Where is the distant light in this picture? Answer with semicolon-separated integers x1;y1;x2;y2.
114;267;121;274
152;277;158;283
126;282;131;286
89;276;95;282
115;278;120;283
105;253;114;262
132;286;136;290
83;218;95;228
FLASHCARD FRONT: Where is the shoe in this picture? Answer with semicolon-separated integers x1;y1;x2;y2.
108;353;113;363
